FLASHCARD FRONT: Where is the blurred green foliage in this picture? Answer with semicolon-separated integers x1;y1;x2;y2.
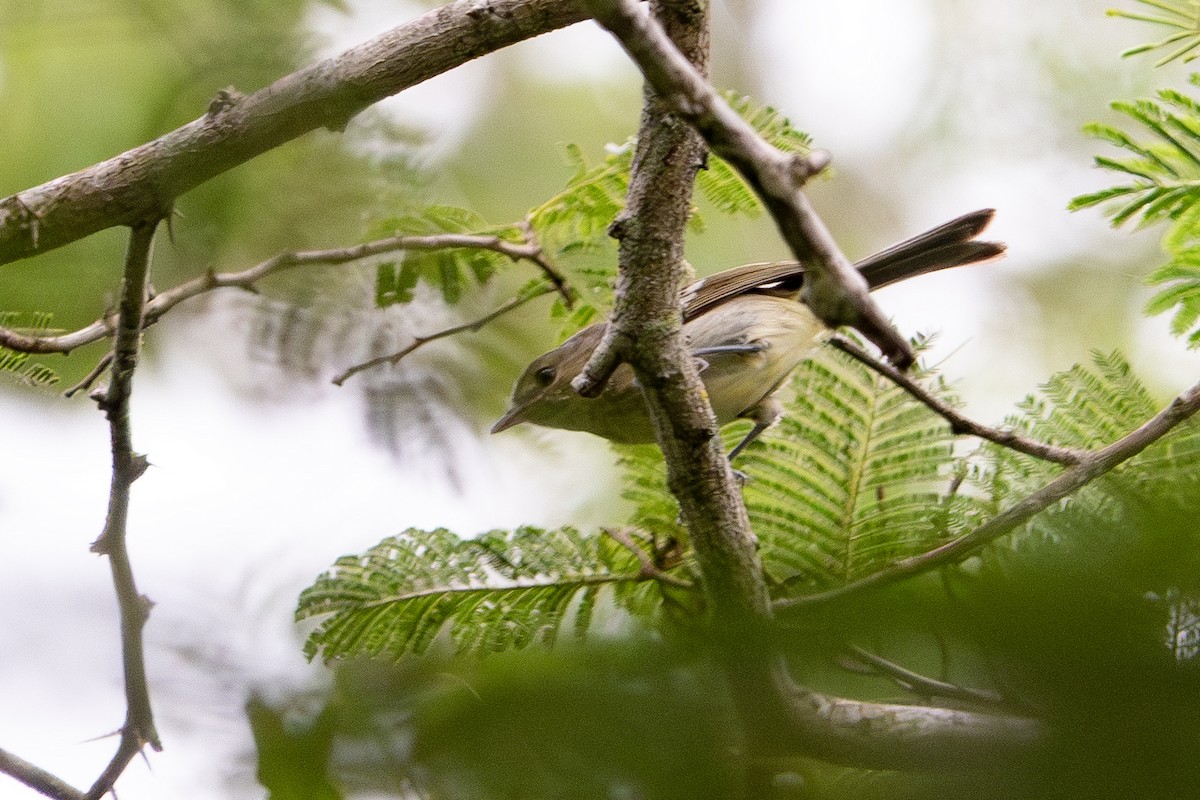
0;0;388;382
293;342;1200;798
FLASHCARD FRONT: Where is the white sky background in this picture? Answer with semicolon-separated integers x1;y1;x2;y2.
3;2;1200;798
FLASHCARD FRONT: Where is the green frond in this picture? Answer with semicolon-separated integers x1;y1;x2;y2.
1073;89;1200;226
977;352;1200;509
1145;254;1200;343
368;206;518;307
297;526;675;662
696;94;813;218
619;444;688;543
527;141;633;260
0;312;61;389
1109;0;1200;65
733;347;963;592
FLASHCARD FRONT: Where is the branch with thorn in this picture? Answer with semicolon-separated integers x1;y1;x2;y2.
0;228;572;360
83;219;163;800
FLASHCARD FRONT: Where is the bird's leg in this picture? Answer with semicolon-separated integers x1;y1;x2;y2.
728;396;783;462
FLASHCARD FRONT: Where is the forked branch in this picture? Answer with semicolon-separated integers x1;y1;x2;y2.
84;219;163;800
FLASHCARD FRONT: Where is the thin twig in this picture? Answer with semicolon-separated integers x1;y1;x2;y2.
1;231;572;357
63;351;114;398
332;286;555;386
776;379;1200;612
85;219;163;800
829;335;1087;465
518;219;574;306
0;747;84;800
602;528;693;587
844;645;1009;708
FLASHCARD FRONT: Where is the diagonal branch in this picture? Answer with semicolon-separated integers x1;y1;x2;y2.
776;379;1200;612
0;230;569;356
843;645;1010;708
577;0;914;393
0;747;83;800
829;335;1088;465
84;219;163;800
0;0;593;268
331;285;556;386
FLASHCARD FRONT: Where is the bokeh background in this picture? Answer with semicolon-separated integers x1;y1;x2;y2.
1;1;1198;797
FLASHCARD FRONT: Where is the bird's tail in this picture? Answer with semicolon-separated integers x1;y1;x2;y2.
855;208;1006;290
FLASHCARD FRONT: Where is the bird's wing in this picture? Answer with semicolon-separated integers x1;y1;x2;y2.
679;261;803;322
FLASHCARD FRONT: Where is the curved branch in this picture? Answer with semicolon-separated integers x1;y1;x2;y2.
0;0;591;267
0;231;565;355
762;661;1041;771
581;0;914;370
0;747;83;800
776;379;1200;612
829;335;1088;465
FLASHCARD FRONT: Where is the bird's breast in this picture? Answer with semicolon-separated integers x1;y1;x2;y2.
684;295;828;424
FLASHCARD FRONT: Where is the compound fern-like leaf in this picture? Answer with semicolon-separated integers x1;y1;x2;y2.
297;526;664;661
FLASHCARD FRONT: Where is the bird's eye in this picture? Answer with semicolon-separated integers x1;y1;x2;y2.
535;366;556;386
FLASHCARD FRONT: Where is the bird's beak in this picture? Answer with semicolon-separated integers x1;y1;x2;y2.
490;403;529;435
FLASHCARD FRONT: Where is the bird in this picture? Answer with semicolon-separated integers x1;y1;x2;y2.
491;209;1005;459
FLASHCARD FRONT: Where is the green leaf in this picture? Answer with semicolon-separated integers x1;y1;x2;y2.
369;206;517;307
736;346;964;592
696;94;813;218
1072;88;1200;226
0;312;61;389
1109;0;1200;66
297;526;671;661
976;352;1200;506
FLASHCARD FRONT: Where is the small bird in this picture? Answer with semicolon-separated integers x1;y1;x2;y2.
491;209;1005;459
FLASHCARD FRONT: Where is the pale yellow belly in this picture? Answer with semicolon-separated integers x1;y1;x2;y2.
685;295;827;425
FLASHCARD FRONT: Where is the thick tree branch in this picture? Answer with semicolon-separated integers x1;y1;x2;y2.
581;0;1046;772
829;335;1088;465
85;220;163;800
580;0;914;371
760;660;1041;771
776;379;1200;612
591;0;770;628
0;230;565;356
0;0;592;267
0;747;83;800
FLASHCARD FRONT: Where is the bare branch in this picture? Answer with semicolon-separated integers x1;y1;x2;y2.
844;645;1010;708
829;335;1088;465
0;230;569;356
0;0;592;267
85;219;163;800
0;747;83;800
63;351;114;398
776;379;1200;612
580;0;914;371
332;285;556;386
752;659;1042;771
